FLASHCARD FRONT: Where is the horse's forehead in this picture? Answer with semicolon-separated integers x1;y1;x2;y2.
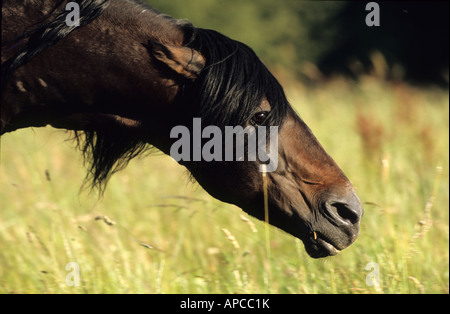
259;98;271;111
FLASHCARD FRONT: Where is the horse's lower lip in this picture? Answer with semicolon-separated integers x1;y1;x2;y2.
306;235;341;258
315;238;341;256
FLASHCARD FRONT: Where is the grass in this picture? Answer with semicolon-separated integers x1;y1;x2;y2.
0;76;448;294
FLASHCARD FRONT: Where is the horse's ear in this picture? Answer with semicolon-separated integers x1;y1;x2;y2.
148;41;205;80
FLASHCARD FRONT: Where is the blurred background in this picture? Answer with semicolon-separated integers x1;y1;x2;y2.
0;1;448;294
150;0;449;87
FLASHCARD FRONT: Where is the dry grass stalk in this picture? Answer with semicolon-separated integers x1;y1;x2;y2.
407;166;443;258
222;228;240;249
240;215;258;233
95;215;116;226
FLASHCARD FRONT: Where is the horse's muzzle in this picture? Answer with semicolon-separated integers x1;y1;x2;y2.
305;189;363;258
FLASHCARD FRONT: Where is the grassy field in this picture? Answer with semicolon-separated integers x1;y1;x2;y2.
0;76;448;294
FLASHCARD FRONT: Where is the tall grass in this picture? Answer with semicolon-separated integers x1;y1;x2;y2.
0;77;448;294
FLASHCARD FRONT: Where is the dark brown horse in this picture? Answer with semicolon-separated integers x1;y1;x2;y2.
1;0;363;258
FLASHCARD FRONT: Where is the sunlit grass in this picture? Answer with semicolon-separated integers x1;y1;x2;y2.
0;77;448;294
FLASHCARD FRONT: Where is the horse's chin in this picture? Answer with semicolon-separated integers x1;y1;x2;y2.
302;236;342;258
239;201;354;259
277;226;343;259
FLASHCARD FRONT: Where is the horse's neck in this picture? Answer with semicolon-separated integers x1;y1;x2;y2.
104;0;185;45
1;0;185;136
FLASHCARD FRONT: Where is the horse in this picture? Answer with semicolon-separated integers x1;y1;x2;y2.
1;0;363;258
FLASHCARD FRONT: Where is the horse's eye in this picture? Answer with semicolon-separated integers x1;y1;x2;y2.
252;111;269;125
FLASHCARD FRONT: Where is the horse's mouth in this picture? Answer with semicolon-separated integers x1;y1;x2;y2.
304;232;342;258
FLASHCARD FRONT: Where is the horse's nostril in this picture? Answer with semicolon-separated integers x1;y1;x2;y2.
329;202;361;225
